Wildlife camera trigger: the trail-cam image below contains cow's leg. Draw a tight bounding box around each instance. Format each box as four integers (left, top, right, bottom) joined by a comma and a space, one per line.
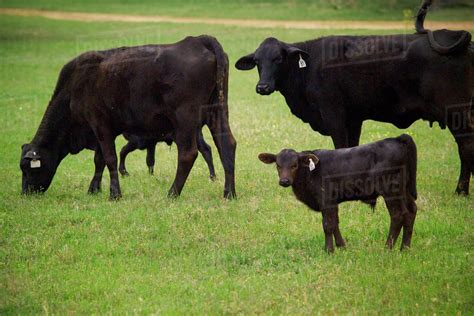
197, 129, 216, 181
347, 120, 362, 147
119, 141, 138, 176
333, 208, 346, 248
88, 149, 105, 194
445, 99, 473, 195
146, 143, 156, 175
452, 136, 473, 195
167, 127, 198, 198
384, 199, 404, 249
208, 110, 237, 199
92, 125, 121, 200
401, 198, 417, 250
322, 209, 337, 253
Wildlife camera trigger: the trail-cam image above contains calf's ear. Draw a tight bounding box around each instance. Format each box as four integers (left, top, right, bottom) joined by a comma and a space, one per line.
258, 153, 276, 164
286, 46, 309, 60
235, 53, 256, 70
299, 153, 319, 167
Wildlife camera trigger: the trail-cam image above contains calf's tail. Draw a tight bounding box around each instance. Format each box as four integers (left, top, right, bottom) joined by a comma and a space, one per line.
398, 134, 418, 204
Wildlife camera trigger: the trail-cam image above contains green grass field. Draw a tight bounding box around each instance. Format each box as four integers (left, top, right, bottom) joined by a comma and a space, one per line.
0, 2, 473, 314
1, 0, 474, 21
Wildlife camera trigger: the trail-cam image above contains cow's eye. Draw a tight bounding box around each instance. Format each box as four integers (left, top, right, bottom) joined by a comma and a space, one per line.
274, 57, 282, 64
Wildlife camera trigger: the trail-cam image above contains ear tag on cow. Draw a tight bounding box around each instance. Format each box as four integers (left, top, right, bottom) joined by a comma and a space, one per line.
308, 158, 315, 171
30, 159, 41, 168
298, 54, 306, 68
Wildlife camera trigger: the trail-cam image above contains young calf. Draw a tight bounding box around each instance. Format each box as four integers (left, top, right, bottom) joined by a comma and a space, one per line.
259, 134, 418, 253
119, 129, 216, 180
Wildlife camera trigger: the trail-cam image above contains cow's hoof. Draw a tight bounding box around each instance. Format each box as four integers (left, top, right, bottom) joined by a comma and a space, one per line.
167, 190, 179, 199
148, 167, 154, 175
224, 190, 236, 199
210, 174, 216, 182
88, 186, 101, 194
455, 187, 469, 196
109, 193, 122, 201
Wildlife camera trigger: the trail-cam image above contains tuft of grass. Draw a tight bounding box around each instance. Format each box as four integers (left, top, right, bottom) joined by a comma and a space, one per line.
0, 14, 473, 314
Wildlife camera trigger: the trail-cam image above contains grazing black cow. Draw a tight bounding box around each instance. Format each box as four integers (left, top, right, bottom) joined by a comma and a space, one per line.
119, 128, 216, 181
20, 35, 236, 200
259, 134, 418, 253
236, 1, 473, 195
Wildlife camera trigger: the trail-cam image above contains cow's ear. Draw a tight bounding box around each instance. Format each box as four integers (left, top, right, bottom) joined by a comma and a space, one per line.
235, 53, 256, 70
258, 153, 276, 164
286, 46, 309, 60
299, 153, 319, 168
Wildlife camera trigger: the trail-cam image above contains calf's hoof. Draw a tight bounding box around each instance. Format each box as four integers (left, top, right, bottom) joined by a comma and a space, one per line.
109, 188, 122, 201
210, 174, 216, 182
87, 182, 101, 194
119, 169, 129, 177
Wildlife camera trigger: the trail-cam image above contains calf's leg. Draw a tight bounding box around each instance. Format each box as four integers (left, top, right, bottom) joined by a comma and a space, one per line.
322, 209, 338, 253
401, 195, 418, 250
119, 141, 138, 176
333, 209, 346, 248
197, 129, 216, 181
88, 149, 105, 194
384, 199, 404, 249
146, 143, 156, 175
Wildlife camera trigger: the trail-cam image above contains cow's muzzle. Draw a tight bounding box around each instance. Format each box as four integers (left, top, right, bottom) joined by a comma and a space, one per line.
279, 178, 292, 187
256, 83, 272, 95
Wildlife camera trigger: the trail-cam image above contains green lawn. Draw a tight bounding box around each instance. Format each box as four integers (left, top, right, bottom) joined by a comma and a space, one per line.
1, 0, 473, 21
0, 12, 473, 315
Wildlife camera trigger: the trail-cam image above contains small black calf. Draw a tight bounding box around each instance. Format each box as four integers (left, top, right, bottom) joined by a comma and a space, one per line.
119, 129, 216, 180
259, 134, 418, 253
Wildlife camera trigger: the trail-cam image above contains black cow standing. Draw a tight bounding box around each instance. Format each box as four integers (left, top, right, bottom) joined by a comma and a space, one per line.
119, 129, 216, 181
236, 2, 473, 195
20, 35, 236, 199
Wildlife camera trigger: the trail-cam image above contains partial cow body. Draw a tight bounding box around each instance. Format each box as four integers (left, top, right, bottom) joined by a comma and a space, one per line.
20, 35, 236, 199
236, 5, 473, 195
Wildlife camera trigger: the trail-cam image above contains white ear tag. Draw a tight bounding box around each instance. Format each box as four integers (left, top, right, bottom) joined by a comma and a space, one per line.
308, 158, 315, 171
30, 159, 41, 168
298, 54, 306, 68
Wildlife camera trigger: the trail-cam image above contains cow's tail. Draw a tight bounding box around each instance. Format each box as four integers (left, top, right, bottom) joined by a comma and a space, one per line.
398, 134, 418, 213
415, 0, 432, 34
199, 35, 229, 111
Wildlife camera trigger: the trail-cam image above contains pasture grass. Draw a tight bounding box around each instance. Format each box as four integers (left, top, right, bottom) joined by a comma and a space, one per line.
0, 0, 473, 21
0, 14, 473, 314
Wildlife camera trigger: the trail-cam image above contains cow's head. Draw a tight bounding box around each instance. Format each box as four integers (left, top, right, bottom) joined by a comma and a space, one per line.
259, 149, 319, 187
235, 37, 309, 95
20, 143, 58, 194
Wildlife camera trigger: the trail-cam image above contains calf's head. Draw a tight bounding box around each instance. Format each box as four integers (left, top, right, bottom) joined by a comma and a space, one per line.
258, 149, 319, 187
20, 144, 58, 194
235, 37, 309, 95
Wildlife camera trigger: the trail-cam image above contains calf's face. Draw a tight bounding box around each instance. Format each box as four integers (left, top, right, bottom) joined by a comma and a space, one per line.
235, 37, 308, 95
259, 149, 319, 187
20, 144, 57, 194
